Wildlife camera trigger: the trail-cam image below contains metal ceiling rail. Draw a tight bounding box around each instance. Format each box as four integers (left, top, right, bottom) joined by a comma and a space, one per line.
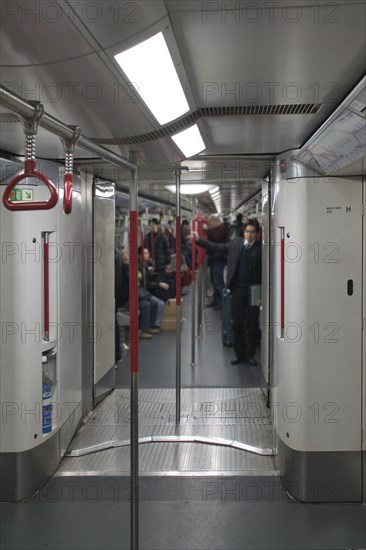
0, 85, 137, 172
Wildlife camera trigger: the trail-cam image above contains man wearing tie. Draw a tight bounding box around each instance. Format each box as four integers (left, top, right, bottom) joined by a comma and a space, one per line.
191, 220, 261, 365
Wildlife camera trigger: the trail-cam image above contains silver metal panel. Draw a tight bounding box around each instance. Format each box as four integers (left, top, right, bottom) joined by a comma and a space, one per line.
0, 430, 59, 502
58, 387, 276, 475
59, 401, 82, 460
57, 172, 83, 435
80, 172, 94, 415
277, 435, 362, 502
261, 181, 270, 388
59, 443, 275, 475
94, 366, 115, 406
93, 182, 115, 396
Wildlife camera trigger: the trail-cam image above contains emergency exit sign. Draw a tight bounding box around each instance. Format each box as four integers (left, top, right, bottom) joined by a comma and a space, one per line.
10, 188, 34, 202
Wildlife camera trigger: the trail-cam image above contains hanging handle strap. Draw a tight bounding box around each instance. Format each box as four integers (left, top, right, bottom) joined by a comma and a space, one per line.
2, 102, 59, 212
60, 126, 81, 214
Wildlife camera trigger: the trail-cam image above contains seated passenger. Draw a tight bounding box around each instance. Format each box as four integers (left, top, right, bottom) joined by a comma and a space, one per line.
137, 249, 165, 339
138, 247, 171, 302
120, 247, 164, 340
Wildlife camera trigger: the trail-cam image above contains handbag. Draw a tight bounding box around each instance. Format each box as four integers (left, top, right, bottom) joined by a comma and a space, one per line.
169, 253, 187, 273
138, 286, 151, 301
249, 284, 261, 306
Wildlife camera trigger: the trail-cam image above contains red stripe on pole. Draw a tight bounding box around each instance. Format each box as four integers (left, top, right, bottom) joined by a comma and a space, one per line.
191, 219, 196, 281
140, 231, 144, 268
280, 237, 285, 331
129, 211, 139, 372
175, 215, 181, 306
150, 232, 154, 262
44, 242, 49, 335
197, 218, 204, 269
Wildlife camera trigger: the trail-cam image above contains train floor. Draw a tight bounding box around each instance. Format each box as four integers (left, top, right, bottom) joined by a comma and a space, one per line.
1, 292, 365, 549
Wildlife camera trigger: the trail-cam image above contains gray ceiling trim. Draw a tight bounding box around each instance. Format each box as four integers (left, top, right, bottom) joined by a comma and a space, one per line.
81, 103, 322, 145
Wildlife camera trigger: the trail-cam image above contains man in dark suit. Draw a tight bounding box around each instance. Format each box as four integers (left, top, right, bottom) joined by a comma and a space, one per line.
192, 220, 261, 366
144, 218, 171, 274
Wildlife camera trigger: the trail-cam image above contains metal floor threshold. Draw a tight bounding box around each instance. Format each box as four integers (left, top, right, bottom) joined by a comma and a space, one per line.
58, 388, 277, 477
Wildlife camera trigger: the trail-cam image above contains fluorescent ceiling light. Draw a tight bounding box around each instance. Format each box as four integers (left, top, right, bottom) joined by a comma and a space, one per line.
114, 32, 189, 125
171, 125, 206, 158
166, 184, 213, 195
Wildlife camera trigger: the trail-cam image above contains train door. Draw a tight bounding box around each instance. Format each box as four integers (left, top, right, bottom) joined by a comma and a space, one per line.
93, 181, 116, 403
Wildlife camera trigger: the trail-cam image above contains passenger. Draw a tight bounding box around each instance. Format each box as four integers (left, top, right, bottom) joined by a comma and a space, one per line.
164, 220, 176, 253
204, 214, 230, 310
138, 246, 171, 302
137, 289, 162, 339
230, 213, 247, 238
191, 220, 261, 366
181, 219, 192, 269
222, 216, 230, 229
144, 218, 171, 275
120, 247, 130, 306
120, 247, 163, 340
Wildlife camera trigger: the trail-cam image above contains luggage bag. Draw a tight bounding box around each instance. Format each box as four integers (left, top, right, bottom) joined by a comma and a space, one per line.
222, 289, 234, 346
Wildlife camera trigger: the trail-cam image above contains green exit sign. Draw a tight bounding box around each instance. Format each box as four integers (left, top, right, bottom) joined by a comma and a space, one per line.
10, 188, 34, 202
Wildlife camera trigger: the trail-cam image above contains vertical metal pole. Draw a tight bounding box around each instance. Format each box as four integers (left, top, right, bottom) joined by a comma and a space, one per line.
267, 165, 273, 409
173, 167, 188, 422
191, 199, 196, 366
129, 151, 139, 550
175, 170, 182, 422
197, 218, 203, 337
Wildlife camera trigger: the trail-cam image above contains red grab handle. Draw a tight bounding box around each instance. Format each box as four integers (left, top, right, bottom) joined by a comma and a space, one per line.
2, 160, 58, 211
63, 174, 73, 214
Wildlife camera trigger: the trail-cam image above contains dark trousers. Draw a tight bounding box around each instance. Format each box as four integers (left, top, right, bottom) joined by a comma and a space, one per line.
231, 287, 259, 358
210, 262, 225, 305
138, 298, 158, 331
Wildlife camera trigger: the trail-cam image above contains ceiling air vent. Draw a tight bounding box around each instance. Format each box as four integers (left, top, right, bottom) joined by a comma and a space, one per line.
0, 113, 21, 123
90, 103, 322, 145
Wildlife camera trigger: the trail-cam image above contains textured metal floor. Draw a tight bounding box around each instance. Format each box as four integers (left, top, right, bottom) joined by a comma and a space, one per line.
58, 388, 276, 476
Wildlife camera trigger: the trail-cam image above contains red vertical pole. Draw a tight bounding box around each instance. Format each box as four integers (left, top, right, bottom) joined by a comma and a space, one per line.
43, 234, 50, 341
175, 216, 181, 306
129, 211, 139, 372
140, 230, 144, 268
280, 228, 285, 338
129, 153, 139, 550
197, 218, 204, 269
191, 219, 196, 281
150, 231, 154, 263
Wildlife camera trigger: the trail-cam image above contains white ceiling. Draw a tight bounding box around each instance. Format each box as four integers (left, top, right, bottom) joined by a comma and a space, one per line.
0, 0, 365, 213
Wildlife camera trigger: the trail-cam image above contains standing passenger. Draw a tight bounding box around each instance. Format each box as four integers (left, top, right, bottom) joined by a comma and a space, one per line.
191, 220, 261, 366
144, 218, 171, 275
164, 220, 176, 253
204, 214, 230, 310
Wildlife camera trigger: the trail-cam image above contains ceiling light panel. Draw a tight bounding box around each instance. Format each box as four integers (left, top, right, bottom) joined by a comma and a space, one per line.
166, 184, 213, 195
172, 124, 206, 158
115, 32, 190, 125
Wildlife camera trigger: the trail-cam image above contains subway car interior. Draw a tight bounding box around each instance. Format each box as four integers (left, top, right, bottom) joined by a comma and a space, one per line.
0, 1, 366, 549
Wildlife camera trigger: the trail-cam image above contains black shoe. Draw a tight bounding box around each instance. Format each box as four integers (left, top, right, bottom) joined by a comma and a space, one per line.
246, 355, 258, 366
231, 357, 244, 365
206, 302, 216, 308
